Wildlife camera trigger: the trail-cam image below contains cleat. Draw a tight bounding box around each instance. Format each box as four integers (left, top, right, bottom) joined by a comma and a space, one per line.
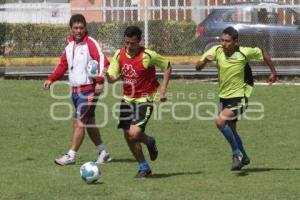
135, 170, 152, 178
147, 137, 158, 161
242, 157, 250, 166
55, 154, 75, 166
95, 152, 112, 164
231, 153, 243, 171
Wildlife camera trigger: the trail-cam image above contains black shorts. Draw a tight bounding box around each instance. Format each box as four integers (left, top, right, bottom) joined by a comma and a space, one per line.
117, 100, 154, 131
219, 97, 248, 122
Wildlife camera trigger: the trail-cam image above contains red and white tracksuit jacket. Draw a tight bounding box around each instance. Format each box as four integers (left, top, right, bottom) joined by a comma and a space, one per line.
48, 34, 109, 87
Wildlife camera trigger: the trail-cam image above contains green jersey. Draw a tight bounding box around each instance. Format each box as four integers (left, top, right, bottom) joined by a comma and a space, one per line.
201, 45, 263, 98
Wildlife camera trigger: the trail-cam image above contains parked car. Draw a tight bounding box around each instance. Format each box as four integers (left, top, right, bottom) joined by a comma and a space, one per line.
194, 1, 300, 58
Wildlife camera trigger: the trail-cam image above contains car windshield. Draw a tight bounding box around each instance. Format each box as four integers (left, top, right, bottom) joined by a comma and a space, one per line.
214, 8, 253, 24
212, 6, 300, 25
293, 8, 300, 15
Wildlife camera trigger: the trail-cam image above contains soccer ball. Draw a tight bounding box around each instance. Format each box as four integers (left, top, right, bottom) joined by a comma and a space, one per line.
86, 59, 98, 78
80, 162, 101, 184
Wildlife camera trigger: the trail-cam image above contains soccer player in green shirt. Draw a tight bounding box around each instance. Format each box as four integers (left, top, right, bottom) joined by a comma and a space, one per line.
106, 26, 172, 177
195, 26, 276, 170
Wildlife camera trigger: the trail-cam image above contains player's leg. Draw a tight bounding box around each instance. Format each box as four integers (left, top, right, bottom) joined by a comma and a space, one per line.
83, 92, 111, 164
228, 97, 250, 166
123, 127, 152, 177
54, 90, 99, 165
86, 117, 102, 145
70, 118, 86, 151
54, 118, 85, 165
123, 128, 146, 162
216, 108, 243, 170
228, 121, 250, 165
54, 92, 84, 165
86, 117, 112, 164
134, 102, 158, 161
68, 91, 93, 161
216, 108, 241, 156
128, 125, 157, 161
118, 100, 155, 177
118, 100, 150, 177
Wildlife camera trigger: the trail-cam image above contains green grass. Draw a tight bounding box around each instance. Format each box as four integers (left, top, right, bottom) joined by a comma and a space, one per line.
0, 79, 300, 200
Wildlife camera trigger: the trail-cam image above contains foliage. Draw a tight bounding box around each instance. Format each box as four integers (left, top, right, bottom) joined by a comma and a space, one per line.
0, 20, 196, 57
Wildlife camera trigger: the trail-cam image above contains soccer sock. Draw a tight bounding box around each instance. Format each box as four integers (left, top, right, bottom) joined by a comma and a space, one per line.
139, 161, 151, 172
147, 136, 154, 146
234, 133, 248, 159
67, 149, 77, 159
96, 144, 107, 154
219, 124, 241, 156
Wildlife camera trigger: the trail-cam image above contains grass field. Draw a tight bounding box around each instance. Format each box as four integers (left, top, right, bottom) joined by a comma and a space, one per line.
0, 79, 300, 200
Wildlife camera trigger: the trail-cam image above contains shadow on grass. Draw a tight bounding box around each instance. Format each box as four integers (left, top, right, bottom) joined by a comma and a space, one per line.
151, 171, 202, 179
88, 181, 105, 185
110, 158, 136, 163
20, 157, 35, 162
235, 167, 300, 176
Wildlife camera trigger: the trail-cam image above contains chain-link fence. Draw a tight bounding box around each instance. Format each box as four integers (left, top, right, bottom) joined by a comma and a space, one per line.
1, 0, 300, 61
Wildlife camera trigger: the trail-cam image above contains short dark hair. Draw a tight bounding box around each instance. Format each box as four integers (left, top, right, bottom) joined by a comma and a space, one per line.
69, 14, 87, 27
124, 26, 142, 41
222, 26, 238, 40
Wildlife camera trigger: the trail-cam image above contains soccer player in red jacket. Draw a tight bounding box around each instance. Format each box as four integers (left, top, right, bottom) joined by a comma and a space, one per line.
43, 14, 111, 165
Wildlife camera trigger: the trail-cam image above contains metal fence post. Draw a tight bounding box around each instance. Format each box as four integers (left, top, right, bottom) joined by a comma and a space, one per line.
103, 0, 106, 22
144, 1, 148, 48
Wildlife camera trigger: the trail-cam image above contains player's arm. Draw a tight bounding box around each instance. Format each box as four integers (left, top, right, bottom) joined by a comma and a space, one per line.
88, 39, 111, 94
106, 74, 118, 83
247, 47, 277, 85
147, 50, 172, 102
43, 51, 68, 90
262, 50, 277, 84
195, 46, 218, 71
195, 55, 214, 71
160, 62, 172, 102
106, 50, 121, 83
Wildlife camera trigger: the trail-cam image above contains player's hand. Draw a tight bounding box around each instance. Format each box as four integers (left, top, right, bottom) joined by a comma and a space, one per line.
103, 67, 108, 75
95, 83, 104, 95
195, 60, 203, 71
159, 89, 167, 102
267, 72, 276, 85
196, 55, 214, 71
43, 80, 52, 90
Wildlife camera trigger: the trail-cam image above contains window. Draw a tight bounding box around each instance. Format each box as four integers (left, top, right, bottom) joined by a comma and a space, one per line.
152, 0, 190, 20
220, 9, 253, 23
154, 0, 160, 6
170, 0, 175, 6
178, 0, 184, 6
104, 0, 139, 22
46, 0, 69, 2
256, 8, 300, 25
104, 0, 191, 21
2, 0, 19, 3
21, 0, 44, 2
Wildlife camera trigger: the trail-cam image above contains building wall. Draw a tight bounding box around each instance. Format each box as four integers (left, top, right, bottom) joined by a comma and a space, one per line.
70, 0, 300, 24
71, 0, 103, 22
0, 2, 70, 24
72, 0, 193, 22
